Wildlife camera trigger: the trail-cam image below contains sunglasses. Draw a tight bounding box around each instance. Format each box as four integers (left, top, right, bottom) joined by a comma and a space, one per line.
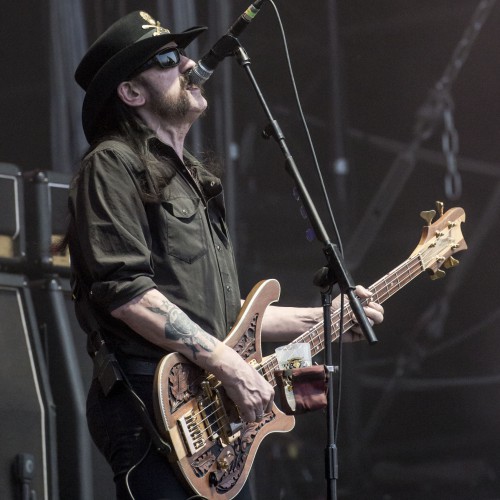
132, 47, 186, 76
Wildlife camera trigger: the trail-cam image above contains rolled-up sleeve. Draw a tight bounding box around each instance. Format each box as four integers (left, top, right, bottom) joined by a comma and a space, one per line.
71, 146, 156, 310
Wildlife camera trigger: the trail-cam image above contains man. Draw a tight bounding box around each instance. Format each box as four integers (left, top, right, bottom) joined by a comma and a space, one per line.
69, 10, 384, 500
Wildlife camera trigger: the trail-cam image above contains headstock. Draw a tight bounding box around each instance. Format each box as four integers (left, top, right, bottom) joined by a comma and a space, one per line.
409, 202, 467, 279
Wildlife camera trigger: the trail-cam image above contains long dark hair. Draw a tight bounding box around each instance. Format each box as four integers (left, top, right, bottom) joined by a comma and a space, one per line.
55, 95, 173, 254
57, 90, 223, 253
84, 93, 177, 202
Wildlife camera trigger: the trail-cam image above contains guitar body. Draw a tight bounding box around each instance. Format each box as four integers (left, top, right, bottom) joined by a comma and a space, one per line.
154, 279, 295, 500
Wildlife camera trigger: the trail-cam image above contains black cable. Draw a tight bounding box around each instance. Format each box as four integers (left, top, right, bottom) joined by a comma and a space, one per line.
268, 0, 344, 255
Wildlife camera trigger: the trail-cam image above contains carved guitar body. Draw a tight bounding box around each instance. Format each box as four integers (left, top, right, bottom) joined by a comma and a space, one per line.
154, 279, 294, 499
154, 205, 467, 499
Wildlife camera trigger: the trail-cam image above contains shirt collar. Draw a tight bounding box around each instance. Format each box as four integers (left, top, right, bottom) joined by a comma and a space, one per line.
147, 136, 223, 199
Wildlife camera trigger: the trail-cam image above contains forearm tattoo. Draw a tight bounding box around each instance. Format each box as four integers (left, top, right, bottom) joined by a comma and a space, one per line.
147, 301, 216, 359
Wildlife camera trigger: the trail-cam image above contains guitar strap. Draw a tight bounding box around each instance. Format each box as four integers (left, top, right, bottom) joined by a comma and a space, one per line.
73, 275, 172, 458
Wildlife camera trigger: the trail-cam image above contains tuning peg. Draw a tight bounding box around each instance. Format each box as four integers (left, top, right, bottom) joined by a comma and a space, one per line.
444, 256, 459, 269
420, 210, 436, 225
430, 269, 446, 280
436, 201, 444, 217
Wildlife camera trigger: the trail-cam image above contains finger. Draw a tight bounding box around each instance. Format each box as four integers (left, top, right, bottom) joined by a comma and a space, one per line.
241, 404, 269, 423
264, 398, 274, 415
364, 303, 384, 325
355, 285, 373, 299
367, 301, 384, 313
239, 408, 252, 422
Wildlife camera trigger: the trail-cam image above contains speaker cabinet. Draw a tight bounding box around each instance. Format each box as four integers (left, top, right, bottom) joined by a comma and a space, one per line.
0, 163, 26, 271
30, 276, 115, 500
0, 273, 58, 500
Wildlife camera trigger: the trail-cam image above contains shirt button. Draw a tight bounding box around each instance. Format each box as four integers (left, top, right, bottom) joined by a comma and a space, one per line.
216, 244, 221, 251
226, 285, 232, 292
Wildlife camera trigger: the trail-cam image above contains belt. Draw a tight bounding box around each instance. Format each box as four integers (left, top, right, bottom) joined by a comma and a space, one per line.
117, 357, 159, 376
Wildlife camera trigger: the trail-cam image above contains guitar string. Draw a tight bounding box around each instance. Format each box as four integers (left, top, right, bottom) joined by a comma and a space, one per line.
178, 248, 421, 396
264, 231, 458, 385
198, 407, 227, 440
173, 236, 454, 441
259, 243, 446, 386
188, 400, 263, 443
183, 402, 228, 443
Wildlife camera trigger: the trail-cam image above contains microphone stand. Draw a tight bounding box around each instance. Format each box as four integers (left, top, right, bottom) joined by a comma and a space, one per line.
228, 41, 379, 500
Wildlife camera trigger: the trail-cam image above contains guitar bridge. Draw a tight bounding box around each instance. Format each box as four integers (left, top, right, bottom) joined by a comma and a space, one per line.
178, 412, 206, 455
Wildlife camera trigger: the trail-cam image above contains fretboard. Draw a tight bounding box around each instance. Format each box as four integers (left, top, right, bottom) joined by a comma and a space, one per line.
259, 253, 424, 388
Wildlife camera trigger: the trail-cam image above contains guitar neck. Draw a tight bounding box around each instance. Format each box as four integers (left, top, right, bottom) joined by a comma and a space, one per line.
260, 253, 425, 388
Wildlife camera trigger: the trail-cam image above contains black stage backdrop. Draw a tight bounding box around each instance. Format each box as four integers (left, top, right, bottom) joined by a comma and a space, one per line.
0, 1, 499, 498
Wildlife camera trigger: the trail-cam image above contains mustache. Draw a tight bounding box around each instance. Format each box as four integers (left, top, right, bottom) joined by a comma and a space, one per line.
182, 73, 206, 95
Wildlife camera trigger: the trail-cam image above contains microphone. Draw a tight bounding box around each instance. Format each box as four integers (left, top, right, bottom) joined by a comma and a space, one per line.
187, 0, 267, 86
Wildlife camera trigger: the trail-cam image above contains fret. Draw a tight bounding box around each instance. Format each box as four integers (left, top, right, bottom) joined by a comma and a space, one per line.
257, 207, 466, 390
261, 255, 428, 388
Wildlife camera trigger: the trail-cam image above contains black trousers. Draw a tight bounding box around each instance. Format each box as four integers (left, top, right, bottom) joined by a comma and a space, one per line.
86, 375, 254, 500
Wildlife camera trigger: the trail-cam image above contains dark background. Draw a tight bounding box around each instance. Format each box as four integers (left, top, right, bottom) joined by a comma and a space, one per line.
1, 1, 499, 499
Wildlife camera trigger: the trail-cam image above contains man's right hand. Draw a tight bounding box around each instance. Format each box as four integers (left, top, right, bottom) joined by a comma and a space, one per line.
210, 344, 274, 423
112, 289, 274, 422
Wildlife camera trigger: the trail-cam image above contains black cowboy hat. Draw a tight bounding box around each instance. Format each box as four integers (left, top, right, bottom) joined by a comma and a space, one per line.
75, 11, 207, 143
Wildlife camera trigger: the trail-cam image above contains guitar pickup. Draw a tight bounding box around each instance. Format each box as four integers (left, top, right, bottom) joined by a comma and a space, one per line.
178, 381, 229, 456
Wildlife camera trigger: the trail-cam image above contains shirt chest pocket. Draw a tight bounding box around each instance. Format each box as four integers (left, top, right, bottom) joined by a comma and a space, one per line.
163, 197, 208, 263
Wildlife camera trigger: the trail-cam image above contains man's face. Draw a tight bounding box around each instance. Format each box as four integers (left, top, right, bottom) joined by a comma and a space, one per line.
134, 43, 207, 125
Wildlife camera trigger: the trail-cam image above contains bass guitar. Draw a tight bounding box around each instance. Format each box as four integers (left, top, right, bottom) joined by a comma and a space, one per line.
154, 204, 467, 499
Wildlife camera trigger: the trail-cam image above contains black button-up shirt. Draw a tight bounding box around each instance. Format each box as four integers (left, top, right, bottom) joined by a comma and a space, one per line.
68, 137, 241, 360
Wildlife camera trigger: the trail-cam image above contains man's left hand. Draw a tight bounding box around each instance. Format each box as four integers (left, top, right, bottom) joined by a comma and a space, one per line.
332, 285, 384, 342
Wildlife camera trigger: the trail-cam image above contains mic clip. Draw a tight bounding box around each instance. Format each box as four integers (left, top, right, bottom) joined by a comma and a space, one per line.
262, 124, 273, 140
262, 120, 285, 141
209, 34, 241, 64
